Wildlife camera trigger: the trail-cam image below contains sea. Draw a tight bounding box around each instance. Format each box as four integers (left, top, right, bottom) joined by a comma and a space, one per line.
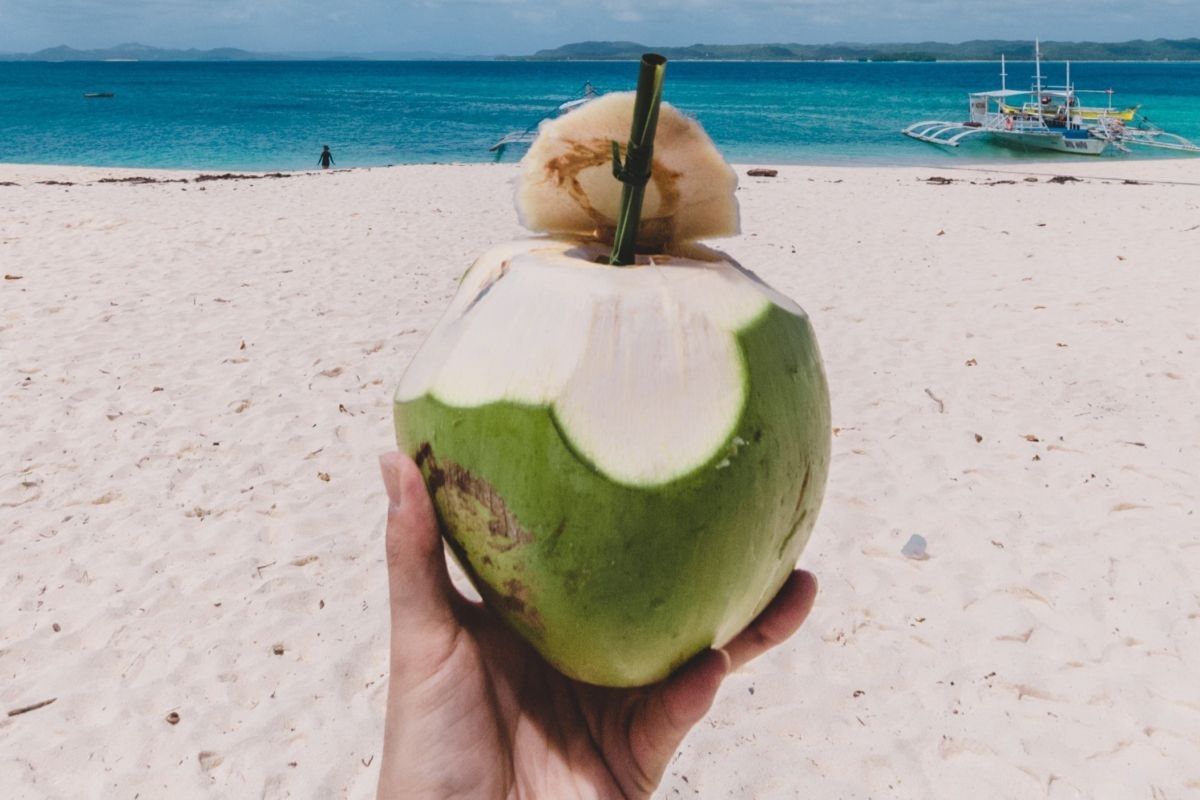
2, 60, 1199, 170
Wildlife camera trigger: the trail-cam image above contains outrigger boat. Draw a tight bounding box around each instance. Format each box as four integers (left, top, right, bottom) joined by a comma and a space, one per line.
999, 92, 1138, 123
490, 82, 601, 158
903, 43, 1200, 156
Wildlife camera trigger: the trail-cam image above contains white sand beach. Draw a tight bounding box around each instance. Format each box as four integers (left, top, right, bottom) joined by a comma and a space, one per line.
2, 159, 1199, 798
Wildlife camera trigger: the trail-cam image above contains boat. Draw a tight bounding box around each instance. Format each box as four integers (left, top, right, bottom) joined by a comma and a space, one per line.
902, 44, 1199, 156
490, 82, 601, 158
998, 95, 1139, 123
83, 92, 115, 99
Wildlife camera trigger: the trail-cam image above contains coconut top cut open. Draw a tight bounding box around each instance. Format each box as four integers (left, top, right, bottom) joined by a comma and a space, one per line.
396, 239, 806, 486
397, 92, 801, 487
516, 92, 740, 249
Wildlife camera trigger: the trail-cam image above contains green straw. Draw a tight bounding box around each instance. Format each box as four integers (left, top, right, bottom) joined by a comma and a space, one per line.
608, 53, 667, 266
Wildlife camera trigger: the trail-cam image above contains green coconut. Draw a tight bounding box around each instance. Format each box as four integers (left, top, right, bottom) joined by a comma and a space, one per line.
393, 95, 830, 688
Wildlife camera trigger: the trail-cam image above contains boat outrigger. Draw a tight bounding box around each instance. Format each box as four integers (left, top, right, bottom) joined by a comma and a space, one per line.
903, 44, 1200, 156
490, 82, 601, 158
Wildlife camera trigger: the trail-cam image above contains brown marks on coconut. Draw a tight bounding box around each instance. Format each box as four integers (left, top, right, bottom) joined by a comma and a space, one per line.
544, 141, 608, 195
561, 567, 587, 595
499, 579, 543, 627
467, 576, 544, 635
415, 443, 533, 553
542, 139, 682, 250
792, 463, 812, 521
779, 463, 813, 557
414, 444, 545, 634
543, 519, 568, 557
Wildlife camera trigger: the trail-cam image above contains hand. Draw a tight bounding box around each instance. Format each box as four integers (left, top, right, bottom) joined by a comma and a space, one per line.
376, 451, 818, 800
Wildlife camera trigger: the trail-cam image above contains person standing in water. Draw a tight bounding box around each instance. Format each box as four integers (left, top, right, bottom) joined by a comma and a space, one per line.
317, 145, 334, 169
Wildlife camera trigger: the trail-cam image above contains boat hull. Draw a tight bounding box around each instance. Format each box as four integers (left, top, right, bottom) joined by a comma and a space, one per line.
988, 130, 1107, 156
1078, 107, 1137, 122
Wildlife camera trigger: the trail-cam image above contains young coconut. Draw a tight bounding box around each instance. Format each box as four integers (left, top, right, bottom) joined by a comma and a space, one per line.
394, 61, 830, 688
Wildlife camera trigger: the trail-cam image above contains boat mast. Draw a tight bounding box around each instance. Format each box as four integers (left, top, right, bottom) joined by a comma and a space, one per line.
997, 53, 1007, 121
1066, 60, 1071, 121
1035, 39, 1044, 124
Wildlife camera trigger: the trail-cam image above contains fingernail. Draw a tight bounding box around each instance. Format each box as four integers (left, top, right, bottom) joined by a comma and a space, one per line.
379, 453, 403, 507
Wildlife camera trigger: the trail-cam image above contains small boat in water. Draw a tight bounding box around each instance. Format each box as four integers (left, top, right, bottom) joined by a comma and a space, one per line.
83, 92, 115, 99
490, 82, 601, 158
903, 43, 1199, 156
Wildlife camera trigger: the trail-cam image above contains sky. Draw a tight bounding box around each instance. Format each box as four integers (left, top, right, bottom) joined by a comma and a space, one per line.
1, 0, 1198, 56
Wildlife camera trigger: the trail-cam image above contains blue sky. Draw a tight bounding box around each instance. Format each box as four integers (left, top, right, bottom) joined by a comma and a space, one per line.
1, 0, 1197, 56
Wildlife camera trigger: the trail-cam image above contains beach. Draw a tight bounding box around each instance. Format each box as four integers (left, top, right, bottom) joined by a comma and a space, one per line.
2, 160, 1198, 798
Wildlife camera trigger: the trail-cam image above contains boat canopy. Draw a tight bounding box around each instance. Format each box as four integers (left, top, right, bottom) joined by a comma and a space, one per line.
556, 97, 591, 113
969, 89, 1027, 99
492, 82, 600, 155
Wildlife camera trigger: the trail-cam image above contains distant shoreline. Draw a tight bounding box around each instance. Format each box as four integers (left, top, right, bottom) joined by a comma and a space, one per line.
6, 58, 1200, 64
4, 37, 1200, 62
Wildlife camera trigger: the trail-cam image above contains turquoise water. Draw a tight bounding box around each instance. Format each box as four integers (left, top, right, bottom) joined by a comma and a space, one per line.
1, 60, 1198, 170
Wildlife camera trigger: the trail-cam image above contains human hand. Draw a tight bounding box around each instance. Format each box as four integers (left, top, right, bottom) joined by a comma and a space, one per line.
376, 451, 818, 799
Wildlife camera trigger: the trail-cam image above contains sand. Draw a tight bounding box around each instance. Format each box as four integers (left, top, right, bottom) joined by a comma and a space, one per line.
2, 159, 1198, 798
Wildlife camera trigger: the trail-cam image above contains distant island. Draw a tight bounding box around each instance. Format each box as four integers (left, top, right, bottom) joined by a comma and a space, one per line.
0, 43, 478, 62
4, 39, 1200, 63
502, 38, 1200, 62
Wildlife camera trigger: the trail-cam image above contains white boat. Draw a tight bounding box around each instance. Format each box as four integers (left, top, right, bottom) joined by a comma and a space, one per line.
490, 82, 601, 157
903, 44, 1199, 156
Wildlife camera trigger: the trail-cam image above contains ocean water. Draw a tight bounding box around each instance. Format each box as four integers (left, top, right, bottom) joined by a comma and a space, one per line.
1, 60, 1198, 170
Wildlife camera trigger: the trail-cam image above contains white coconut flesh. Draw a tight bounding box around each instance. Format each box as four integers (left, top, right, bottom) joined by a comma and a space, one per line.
396, 238, 807, 487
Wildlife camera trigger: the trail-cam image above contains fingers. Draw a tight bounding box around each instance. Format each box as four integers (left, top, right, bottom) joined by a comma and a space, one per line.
722, 570, 818, 671
624, 571, 816, 792
655, 648, 731, 732
627, 649, 731, 791
380, 451, 458, 639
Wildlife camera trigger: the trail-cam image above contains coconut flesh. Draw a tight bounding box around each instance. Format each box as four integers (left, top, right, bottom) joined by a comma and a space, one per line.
394, 93, 831, 687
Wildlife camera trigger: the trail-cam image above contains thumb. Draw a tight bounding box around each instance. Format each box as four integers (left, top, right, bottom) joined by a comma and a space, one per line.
379, 451, 458, 648
626, 648, 731, 793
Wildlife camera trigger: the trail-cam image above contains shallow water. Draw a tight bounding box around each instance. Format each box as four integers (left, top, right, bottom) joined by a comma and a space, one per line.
2, 60, 1198, 170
